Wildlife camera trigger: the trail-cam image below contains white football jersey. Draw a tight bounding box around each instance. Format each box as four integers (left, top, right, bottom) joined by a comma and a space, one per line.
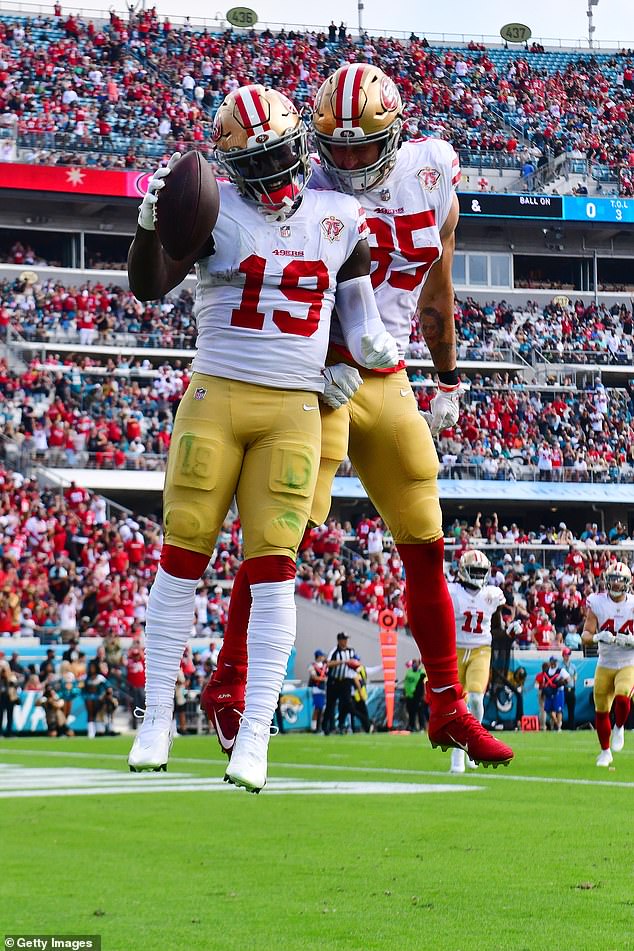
587, 592, 634, 669
449, 582, 505, 648
310, 137, 460, 357
193, 181, 368, 391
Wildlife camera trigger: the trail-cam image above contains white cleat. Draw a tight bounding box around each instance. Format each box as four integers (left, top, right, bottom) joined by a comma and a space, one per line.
450, 748, 466, 774
128, 706, 175, 772
611, 725, 625, 753
466, 756, 479, 770
224, 719, 270, 793
596, 748, 613, 768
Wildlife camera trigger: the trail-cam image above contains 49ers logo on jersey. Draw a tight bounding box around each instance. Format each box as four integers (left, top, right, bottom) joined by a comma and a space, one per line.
321, 215, 344, 242
417, 166, 441, 191
380, 76, 399, 111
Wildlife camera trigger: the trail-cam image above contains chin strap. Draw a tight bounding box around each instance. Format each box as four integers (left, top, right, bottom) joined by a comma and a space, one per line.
260, 195, 296, 223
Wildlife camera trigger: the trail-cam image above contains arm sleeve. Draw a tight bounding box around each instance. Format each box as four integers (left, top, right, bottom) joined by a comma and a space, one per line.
335, 274, 395, 366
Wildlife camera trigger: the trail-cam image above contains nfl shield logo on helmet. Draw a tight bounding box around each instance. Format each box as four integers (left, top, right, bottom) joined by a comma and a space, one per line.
194, 387, 207, 401
417, 166, 441, 191
321, 215, 344, 242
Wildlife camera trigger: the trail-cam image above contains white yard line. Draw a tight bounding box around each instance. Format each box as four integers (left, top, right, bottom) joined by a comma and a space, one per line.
0, 745, 632, 789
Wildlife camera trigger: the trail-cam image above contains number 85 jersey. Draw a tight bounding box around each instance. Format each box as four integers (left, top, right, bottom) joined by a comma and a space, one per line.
310, 137, 460, 358
448, 582, 506, 648
193, 181, 368, 392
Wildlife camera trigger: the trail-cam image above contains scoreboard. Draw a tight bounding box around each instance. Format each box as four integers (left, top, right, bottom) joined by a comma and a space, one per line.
458, 193, 634, 224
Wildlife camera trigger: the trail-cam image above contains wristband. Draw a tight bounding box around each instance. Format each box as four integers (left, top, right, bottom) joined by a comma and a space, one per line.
591, 632, 599, 643
438, 369, 459, 387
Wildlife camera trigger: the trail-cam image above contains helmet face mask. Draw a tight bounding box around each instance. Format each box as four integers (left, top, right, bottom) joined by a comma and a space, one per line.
312, 64, 403, 194
458, 551, 491, 590
213, 85, 311, 217
605, 561, 631, 599
315, 121, 402, 193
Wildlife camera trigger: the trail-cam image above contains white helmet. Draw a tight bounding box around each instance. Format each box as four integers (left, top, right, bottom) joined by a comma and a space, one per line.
458, 550, 491, 590
605, 561, 631, 599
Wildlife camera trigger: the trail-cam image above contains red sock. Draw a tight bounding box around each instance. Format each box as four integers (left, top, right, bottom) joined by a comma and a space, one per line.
614, 695, 631, 728
215, 556, 296, 677
215, 561, 250, 673
243, 554, 297, 585
398, 540, 459, 690
595, 711, 611, 750
160, 543, 209, 579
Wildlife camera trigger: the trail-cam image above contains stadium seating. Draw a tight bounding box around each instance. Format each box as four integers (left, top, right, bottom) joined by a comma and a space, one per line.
1, 11, 633, 191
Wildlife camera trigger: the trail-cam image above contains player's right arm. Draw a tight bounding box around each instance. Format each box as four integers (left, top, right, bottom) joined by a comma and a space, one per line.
581, 608, 598, 646
334, 237, 399, 370
127, 153, 212, 301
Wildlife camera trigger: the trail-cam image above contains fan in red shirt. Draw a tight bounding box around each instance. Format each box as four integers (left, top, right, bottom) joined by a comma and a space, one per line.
126, 645, 146, 722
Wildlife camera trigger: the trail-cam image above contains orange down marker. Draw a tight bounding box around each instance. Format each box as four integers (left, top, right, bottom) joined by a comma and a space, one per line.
378, 608, 398, 729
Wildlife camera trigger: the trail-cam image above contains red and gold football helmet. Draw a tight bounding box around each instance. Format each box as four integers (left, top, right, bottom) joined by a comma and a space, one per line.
312, 64, 403, 193
605, 561, 631, 599
212, 84, 311, 217
458, 550, 491, 590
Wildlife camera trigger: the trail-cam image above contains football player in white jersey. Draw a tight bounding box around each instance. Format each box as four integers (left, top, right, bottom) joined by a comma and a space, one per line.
126, 84, 399, 791
582, 561, 634, 767
447, 551, 506, 773
208, 65, 513, 769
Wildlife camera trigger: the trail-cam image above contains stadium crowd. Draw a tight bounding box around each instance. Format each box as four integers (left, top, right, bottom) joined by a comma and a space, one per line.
5, 272, 634, 366
0, 459, 631, 654
2, 355, 634, 481
0, 8, 633, 189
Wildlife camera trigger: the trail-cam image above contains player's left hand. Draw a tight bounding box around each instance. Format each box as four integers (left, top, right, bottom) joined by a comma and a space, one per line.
615, 632, 634, 648
360, 331, 399, 370
321, 363, 363, 408
423, 382, 461, 436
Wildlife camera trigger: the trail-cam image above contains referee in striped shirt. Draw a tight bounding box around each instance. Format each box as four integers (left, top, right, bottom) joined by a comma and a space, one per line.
322, 632, 359, 735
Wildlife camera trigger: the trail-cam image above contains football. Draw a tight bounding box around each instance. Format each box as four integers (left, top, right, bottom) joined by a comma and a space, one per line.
155, 150, 219, 260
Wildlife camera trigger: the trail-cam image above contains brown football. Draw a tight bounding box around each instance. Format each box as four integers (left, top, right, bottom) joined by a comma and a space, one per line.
155, 151, 219, 260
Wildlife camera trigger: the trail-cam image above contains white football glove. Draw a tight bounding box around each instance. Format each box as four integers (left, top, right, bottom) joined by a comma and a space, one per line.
594, 630, 617, 645
423, 382, 461, 436
359, 331, 399, 370
137, 152, 181, 231
321, 363, 363, 409
615, 632, 634, 649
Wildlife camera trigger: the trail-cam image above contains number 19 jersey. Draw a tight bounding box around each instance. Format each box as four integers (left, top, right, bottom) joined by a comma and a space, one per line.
310, 137, 460, 358
193, 181, 368, 392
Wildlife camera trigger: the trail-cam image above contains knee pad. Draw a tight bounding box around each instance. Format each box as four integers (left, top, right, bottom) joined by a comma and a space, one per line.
396, 482, 443, 543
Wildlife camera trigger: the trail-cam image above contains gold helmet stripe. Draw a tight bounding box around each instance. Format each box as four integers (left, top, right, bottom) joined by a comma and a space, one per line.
337, 63, 366, 128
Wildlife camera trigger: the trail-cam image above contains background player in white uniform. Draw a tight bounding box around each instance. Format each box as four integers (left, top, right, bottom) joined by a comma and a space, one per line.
126, 84, 398, 792
582, 562, 634, 767
209, 65, 513, 769
448, 551, 505, 773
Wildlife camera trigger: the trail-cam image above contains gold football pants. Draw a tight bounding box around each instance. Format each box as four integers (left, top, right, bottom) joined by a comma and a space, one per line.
593, 664, 634, 713
163, 373, 321, 560
457, 645, 492, 695
310, 367, 442, 543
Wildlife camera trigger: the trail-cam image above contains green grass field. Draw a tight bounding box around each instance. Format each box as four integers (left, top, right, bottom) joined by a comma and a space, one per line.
1, 731, 633, 951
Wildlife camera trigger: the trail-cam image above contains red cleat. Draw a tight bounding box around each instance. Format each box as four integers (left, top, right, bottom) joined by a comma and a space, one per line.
200, 666, 246, 757
427, 685, 514, 768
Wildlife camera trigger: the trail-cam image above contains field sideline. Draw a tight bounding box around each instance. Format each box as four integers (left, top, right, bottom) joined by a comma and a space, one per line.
1, 732, 633, 951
